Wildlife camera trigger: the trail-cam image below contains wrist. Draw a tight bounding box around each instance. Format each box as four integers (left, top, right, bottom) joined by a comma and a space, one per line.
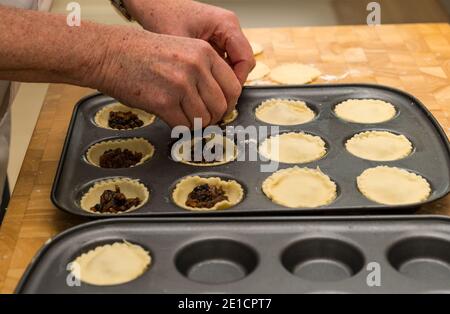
73, 23, 118, 89
121, 0, 146, 25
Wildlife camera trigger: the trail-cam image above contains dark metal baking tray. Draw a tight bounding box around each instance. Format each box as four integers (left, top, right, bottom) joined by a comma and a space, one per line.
16, 216, 450, 293
51, 84, 450, 217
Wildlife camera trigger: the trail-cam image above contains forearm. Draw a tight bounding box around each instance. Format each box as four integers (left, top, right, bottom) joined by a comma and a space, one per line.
123, 0, 197, 36
0, 5, 112, 87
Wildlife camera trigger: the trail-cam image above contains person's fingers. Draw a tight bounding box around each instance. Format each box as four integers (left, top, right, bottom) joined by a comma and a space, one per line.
159, 107, 191, 128
224, 28, 256, 84
196, 70, 228, 125
181, 86, 212, 128
209, 40, 227, 60
210, 55, 242, 115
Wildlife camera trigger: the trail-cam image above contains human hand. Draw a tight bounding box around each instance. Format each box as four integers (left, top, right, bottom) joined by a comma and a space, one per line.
124, 0, 255, 84
90, 27, 241, 128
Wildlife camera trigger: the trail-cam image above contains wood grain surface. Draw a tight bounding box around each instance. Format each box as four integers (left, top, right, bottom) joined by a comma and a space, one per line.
1, 23, 450, 293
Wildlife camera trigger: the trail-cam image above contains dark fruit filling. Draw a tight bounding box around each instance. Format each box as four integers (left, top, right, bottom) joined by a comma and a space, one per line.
108, 111, 144, 130
91, 185, 141, 214
185, 183, 228, 208
99, 148, 143, 168
189, 138, 226, 164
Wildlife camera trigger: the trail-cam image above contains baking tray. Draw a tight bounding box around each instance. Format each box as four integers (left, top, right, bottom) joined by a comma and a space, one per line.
16, 216, 450, 293
51, 84, 450, 217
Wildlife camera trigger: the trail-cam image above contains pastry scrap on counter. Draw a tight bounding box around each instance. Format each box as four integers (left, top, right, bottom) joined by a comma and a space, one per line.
247, 61, 271, 82
269, 63, 321, 85
250, 41, 264, 56
172, 176, 243, 211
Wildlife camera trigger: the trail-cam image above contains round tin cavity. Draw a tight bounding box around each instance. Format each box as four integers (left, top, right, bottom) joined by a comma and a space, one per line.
281, 238, 364, 282
77, 177, 149, 215
175, 239, 258, 284
388, 237, 450, 282
85, 137, 154, 168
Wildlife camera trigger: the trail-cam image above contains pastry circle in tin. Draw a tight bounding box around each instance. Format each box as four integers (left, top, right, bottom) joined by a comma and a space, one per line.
172, 133, 237, 166
346, 131, 413, 161
86, 137, 154, 168
69, 241, 151, 286
335, 99, 396, 124
255, 99, 315, 125
262, 167, 337, 208
220, 109, 239, 126
172, 176, 244, 211
259, 132, 326, 164
357, 166, 431, 205
95, 102, 156, 130
80, 178, 149, 214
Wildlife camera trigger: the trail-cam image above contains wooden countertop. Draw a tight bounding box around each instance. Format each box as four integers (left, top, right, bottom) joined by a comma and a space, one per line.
1, 23, 450, 293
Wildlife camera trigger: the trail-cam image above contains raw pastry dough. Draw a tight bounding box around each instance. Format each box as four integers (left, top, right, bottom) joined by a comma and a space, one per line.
172, 133, 237, 166
250, 42, 264, 56
357, 166, 431, 205
335, 99, 396, 124
259, 132, 326, 164
247, 61, 270, 81
221, 109, 238, 126
255, 99, 315, 125
80, 178, 149, 214
262, 167, 336, 208
86, 138, 154, 167
70, 241, 151, 286
269, 63, 321, 85
346, 131, 412, 161
172, 176, 244, 211
95, 102, 155, 130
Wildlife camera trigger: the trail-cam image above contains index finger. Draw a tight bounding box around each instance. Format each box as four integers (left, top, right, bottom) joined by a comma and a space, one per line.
224, 28, 256, 85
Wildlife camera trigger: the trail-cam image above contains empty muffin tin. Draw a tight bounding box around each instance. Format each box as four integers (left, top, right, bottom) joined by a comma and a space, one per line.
16, 216, 450, 293
51, 84, 450, 217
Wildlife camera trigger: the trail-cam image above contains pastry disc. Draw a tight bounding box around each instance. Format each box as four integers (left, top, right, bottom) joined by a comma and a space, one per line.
221, 109, 238, 126
346, 131, 412, 161
255, 99, 315, 125
269, 63, 321, 85
357, 166, 431, 205
250, 42, 264, 56
247, 61, 271, 82
335, 99, 396, 124
262, 167, 337, 208
259, 132, 326, 164
70, 241, 151, 286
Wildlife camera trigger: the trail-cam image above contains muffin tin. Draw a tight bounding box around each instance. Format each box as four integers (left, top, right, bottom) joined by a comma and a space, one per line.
51, 84, 450, 217
16, 216, 450, 293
